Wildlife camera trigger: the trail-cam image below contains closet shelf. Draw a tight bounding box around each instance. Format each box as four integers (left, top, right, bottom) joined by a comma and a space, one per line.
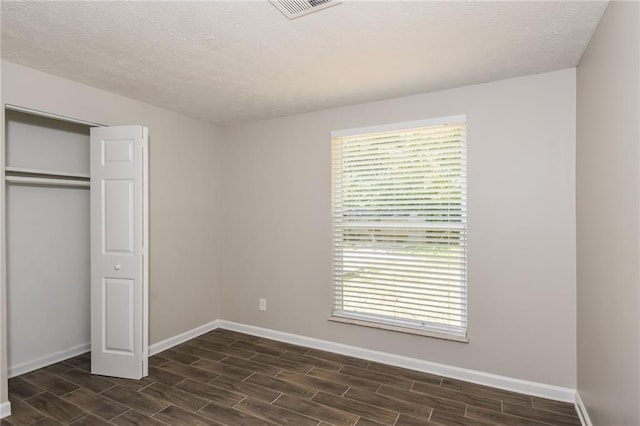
5, 175, 90, 188
5, 166, 90, 180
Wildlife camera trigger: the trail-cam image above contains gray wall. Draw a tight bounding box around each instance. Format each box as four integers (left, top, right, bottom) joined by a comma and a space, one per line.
0, 60, 222, 403
220, 69, 577, 387
576, 1, 640, 424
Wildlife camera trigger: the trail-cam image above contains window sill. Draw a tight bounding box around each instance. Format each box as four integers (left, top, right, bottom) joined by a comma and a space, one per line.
328, 315, 469, 343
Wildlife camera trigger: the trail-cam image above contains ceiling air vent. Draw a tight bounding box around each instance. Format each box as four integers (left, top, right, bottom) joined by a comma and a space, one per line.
269, 0, 342, 20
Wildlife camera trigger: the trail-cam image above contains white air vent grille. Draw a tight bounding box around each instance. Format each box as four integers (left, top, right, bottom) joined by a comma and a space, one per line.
270, 0, 342, 20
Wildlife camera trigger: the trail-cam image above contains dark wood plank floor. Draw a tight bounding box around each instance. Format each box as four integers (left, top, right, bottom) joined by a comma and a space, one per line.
3, 329, 581, 425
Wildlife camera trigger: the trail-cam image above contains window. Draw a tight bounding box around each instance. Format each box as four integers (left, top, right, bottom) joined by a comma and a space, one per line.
330, 115, 467, 341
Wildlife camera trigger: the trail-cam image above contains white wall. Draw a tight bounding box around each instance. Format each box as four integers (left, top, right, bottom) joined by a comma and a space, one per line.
576, 1, 640, 424
0, 60, 222, 404
220, 69, 577, 387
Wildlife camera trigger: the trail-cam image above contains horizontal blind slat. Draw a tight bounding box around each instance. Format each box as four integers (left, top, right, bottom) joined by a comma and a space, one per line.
333, 259, 465, 274
335, 302, 465, 324
333, 284, 466, 300
334, 267, 465, 282
333, 221, 466, 229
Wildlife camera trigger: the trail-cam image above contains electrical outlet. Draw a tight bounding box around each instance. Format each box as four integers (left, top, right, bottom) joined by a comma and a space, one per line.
259, 298, 267, 312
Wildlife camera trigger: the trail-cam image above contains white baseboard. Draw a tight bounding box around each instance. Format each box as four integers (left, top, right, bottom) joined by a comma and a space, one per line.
96, 318, 576, 405
218, 320, 576, 403
6, 320, 221, 378
8, 343, 90, 378
0, 401, 11, 419
149, 319, 220, 356
575, 391, 592, 426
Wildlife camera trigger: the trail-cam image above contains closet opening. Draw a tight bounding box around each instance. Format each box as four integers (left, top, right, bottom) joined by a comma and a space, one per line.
4, 107, 94, 378
4, 105, 149, 381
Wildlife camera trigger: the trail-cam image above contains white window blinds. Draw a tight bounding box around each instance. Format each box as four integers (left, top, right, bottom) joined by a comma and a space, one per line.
331, 116, 467, 339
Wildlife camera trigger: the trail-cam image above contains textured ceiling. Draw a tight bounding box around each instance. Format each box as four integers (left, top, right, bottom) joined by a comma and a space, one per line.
1, 1, 607, 126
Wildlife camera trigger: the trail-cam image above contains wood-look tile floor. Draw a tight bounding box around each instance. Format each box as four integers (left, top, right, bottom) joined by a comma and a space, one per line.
3, 329, 581, 426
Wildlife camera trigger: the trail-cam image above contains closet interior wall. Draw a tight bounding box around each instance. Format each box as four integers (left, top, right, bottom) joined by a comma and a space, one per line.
5, 109, 91, 377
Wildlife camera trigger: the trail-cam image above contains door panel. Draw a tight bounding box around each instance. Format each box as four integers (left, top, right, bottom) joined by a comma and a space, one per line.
91, 126, 148, 380
102, 138, 134, 164
103, 179, 134, 254
103, 278, 134, 353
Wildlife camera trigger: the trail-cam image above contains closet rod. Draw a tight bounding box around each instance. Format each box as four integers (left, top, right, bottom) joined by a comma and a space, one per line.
5, 166, 90, 180
5, 176, 90, 188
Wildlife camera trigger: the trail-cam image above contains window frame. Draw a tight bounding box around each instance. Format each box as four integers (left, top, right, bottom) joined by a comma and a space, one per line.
329, 115, 468, 342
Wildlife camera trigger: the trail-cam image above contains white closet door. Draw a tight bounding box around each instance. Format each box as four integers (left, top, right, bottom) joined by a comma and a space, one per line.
90, 126, 148, 379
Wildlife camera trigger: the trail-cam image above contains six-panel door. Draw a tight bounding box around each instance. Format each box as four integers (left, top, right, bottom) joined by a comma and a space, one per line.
90, 126, 148, 380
